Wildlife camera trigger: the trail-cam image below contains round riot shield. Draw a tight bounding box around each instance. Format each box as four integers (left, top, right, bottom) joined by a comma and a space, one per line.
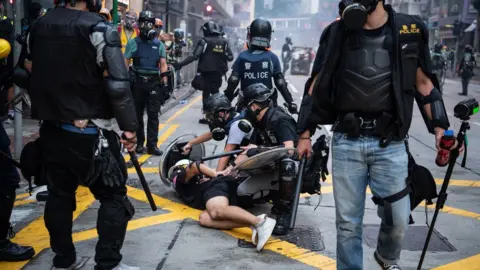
234, 147, 295, 174
158, 134, 205, 187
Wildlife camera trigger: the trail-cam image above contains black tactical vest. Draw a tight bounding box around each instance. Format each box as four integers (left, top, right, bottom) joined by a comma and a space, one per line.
132, 37, 161, 71
198, 36, 228, 73
29, 8, 109, 121
256, 107, 296, 147
335, 27, 396, 115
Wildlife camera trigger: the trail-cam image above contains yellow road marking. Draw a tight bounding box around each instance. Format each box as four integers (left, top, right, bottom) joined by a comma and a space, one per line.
0, 186, 95, 270
433, 253, 480, 270
419, 201, 480, 220
165, 95, 202, 124
15, 193, 30, 200
435, 179, 480, 187
14, 199, 35, 206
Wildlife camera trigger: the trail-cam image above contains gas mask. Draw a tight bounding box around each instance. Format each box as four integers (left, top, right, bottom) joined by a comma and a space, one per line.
340, 0, 380, 30
206, 111, 230, 141
139, 21, 156, 40
125, 16, 136, 30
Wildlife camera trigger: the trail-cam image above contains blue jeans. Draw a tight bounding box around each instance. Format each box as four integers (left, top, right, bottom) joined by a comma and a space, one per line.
332, 133, 410, 269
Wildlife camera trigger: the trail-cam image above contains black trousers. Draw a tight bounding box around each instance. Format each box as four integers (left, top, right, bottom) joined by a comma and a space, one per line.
39, 123, 134, 270
201, 72, 223, 109
461, 76, 471, 95
133, 76, 164, 149
0, 121, 19, 241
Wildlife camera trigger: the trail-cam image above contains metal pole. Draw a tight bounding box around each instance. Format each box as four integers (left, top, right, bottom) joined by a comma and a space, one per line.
113, 0, 118, 25
165, 0, 169, 33
13, 0, 22, 159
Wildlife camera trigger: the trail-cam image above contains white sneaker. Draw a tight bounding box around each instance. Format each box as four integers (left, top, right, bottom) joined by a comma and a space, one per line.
112, 263, 140, 270
256, 217, 276, 252
52, 256, 88, 270
251, 214, 266, 245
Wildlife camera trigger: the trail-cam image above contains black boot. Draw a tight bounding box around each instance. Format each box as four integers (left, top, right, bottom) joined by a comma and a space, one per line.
0, 240, 35, 262
273, 212, 291, 236
147, 146, 163, 156
198, 118, 208, 124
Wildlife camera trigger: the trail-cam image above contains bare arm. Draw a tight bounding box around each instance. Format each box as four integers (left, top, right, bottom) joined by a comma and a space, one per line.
216, 144, 237, 171
160, 58, 168, 84
188, 132, 213, 146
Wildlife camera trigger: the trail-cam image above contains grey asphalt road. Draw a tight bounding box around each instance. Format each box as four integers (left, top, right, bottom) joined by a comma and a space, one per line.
2, 74, 480, 270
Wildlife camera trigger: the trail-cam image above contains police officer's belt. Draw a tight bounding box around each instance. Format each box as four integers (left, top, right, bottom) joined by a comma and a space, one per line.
45, 121, 99, 135
136, 74, 158, 82
334, 112, 400, 140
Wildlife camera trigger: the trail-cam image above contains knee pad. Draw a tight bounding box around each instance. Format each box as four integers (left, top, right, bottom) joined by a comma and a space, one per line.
279, 158, 297, 182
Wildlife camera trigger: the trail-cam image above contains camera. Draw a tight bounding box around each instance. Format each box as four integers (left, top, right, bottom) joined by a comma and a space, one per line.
454, 98, 479, 120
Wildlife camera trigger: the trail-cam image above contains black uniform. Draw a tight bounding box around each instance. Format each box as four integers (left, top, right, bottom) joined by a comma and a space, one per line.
0, 15, 13, 118
28, 6, 137, 269
281, 37, 293, 75
172, 21, 233, 120
242, 83, 298, 236
458, 46, 476, 96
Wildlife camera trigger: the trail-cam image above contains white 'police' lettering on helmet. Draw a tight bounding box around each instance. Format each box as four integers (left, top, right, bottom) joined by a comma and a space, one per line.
244, 72, 269, 79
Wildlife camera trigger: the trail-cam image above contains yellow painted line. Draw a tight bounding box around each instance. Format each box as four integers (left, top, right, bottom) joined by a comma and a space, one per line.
0, 186, 95, 270
127, 166, 159, 174
133, 124, 179, 164
124, 124, 167, 163
435, 179, 480, 187
72, 212, 185, 243
419, 201, 480, 220
16, 193, 30, 200
165, 95, 203, 124
433, 253, 480, 270
14, 199, 35, 206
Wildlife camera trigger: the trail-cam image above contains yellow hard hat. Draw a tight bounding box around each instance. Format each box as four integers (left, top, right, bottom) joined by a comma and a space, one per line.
0, 38, 11, 59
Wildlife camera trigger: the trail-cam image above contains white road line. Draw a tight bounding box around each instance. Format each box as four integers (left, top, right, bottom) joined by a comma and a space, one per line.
288, 82, 298, 93
473, 122, 480, 127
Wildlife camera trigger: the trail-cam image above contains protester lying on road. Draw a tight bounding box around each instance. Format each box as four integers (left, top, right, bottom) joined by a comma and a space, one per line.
168, 159, 276, 251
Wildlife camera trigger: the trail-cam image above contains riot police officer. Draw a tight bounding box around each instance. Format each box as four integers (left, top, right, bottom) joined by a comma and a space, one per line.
182, 93, 253, 171
171, 21, 234, 124
224, 18, 297, 114
125, 10, 168, 155
297, 1, 452, 269
431, 43, 446, 92
458, 44, 476, 96
25, 0, 139, 269
281, 36, 293, 76
238, 83, 298, 236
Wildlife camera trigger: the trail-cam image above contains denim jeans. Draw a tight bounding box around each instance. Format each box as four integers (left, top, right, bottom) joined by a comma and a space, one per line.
332, 133, 410, 269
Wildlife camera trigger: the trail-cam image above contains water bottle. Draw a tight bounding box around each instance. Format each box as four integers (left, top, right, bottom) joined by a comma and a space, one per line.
435, 130, 455, 167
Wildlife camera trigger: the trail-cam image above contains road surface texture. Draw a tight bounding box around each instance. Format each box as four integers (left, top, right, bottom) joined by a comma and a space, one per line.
1, 73, 479, 270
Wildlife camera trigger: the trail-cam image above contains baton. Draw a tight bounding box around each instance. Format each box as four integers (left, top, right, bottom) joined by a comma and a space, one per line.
289, 156, 307, 230
0, 150, 21, 168
122, 135, 157, 211
199, 149, 244, 162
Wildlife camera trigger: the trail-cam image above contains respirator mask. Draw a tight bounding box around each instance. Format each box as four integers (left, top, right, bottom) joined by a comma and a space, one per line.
340, 0, 380, 30
140, 21, 157, 40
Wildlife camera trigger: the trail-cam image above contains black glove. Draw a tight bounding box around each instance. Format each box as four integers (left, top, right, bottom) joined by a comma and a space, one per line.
288, 102, 298, 114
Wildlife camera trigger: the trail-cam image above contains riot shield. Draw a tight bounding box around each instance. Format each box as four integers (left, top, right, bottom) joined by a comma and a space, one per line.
234, 147, 295, 174
167, 65, 176, 93
158, 134, 205, 187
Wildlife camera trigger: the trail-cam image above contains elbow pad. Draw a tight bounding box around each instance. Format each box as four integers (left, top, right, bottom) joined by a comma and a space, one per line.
296, 95, 317, 136
103, 27, 138, 131
225, 72, 240, 100
415, 87, 450, 133
273, 73, 293, 104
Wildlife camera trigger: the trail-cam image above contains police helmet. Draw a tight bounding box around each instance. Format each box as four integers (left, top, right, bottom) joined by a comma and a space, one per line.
242, 83, 273, 105
248, 18, 273, 48
465, 45, 473, 53
203, 93, 232, 116
174, 28, 184, 39
202, 21, 221, 36
139, 10, 155, 23
28, 2, 43, 19
54, 0, 101, 13
434, 43, 443, 52
286, 36, 292, 44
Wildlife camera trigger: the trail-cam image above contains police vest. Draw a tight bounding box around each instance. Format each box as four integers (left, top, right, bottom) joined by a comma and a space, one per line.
198, 36, 228, 73
133, 37, 161, 71
310, 6, 437, 138
431, 53, 444, 70
29, 8, 108, 121
239, 50, 275, 90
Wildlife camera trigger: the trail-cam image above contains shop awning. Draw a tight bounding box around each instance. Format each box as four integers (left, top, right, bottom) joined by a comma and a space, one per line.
465, 20, 476, 32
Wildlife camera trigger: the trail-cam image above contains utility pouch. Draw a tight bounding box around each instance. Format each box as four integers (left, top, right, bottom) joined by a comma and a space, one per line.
20, 138, 46, 191
342, 112, 361, 137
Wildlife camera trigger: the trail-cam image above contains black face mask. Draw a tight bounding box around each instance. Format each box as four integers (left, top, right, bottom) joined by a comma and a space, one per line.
340, 0, 380, 30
